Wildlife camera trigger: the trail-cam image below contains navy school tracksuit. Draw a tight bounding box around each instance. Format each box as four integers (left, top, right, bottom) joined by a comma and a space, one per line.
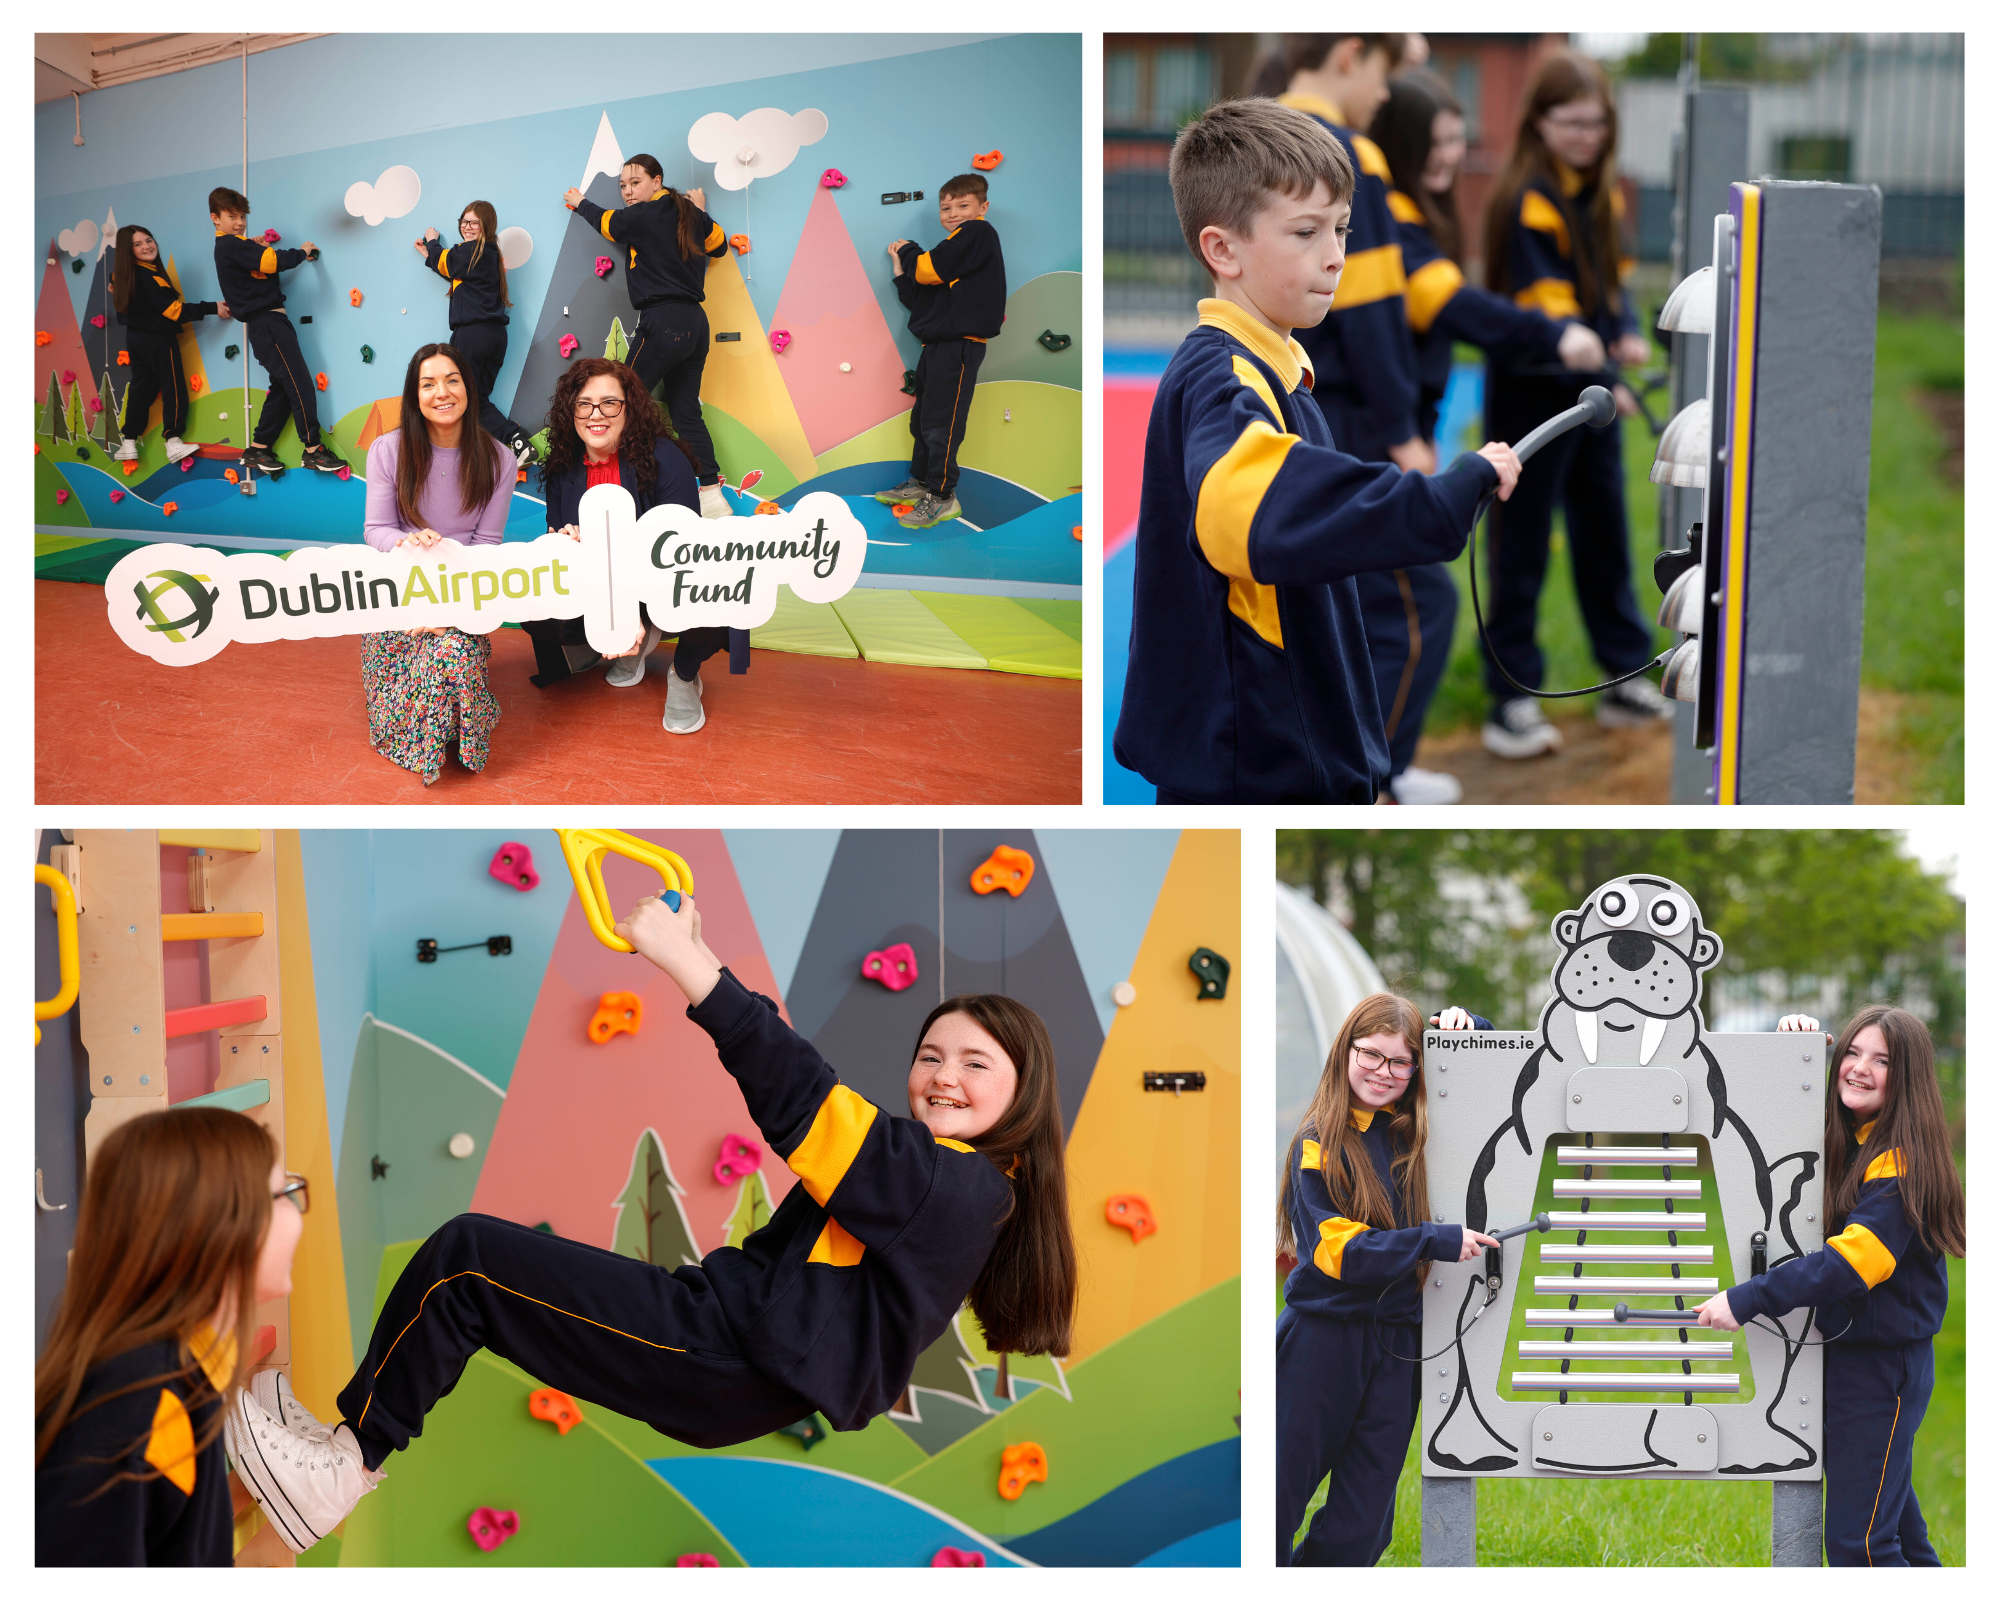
1725, 1122, 1952, 1566
116, 258, 217, 442
37, 1331, 236, 1565
894, 219, 1006, 499
1112, 299, 1494, 803
213, 230, 323, 450
1482, 166, 1653, 705
336, 968, 1013, 1464
423, 235, 523, 448
1277, 1105, 1467, 1566
571, 191, 729, 485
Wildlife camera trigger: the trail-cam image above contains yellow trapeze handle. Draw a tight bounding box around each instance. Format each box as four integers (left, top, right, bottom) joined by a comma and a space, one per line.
555, 829, 694, 954
36, 864, 81, 1045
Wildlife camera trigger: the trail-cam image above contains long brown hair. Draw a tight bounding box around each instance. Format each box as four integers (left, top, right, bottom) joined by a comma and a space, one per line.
458, 200, 512, 308
1822, 1007, 1966, 1259
395, 343, 503, 531
1277, 993, 1433, 1285
624, 155, 710, 262
1247, 33, 1408, 99
109, 224, 157, 315
542, 356, 693, 499
1372, 69, 1464, 262
35, 1109, 274, 1482
916, 995, 1078, 1359
1482, 49, 1624, 317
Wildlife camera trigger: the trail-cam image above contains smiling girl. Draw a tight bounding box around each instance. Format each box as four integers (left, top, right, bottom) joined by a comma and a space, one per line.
225, 890, 1077, 1554
416, 200, 529, 462
1696, 1007, 1963, 1565
109, 224, 229, 467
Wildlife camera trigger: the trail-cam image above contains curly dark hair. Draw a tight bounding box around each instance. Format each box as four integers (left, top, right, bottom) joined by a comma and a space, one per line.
542, 357, 703, 501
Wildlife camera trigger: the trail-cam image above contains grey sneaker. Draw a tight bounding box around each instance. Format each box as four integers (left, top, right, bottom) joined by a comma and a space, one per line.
1481, 697, 1563, 759
223, 1387, 379, 1554
662, 668, 706, 734
873, 478, 926, 505
604, 623, 661, 688
1596, 675, 1676, 726
900, 491, 961, 530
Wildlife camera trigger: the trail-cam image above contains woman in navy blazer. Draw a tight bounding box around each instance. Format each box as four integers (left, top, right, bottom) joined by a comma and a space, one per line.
529, 357, 747, 731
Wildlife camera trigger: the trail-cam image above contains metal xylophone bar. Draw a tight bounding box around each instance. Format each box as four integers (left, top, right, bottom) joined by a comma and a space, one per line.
1513, 1372, 1739, 1392
1555, 1145, 1699, 1165
1533, 1276, 1721, 1294
1541, 1211, 1708, 1230
1517, 1340, 1734, 1360
1554, 1178, 1704, 1199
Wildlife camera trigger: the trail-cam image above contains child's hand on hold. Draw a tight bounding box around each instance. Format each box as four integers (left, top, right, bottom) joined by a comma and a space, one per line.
615, 893, 721, 1003
1478, 442, 1521, 501
686, 186, 707, 211
1431, 1006, 1475, 1030
563, 188, 585, 210
1457, 1231, 1501, 1262
1695, 1293, 1741, 1331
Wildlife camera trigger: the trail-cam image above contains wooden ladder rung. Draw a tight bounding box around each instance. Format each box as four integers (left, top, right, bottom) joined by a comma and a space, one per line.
162, 912, 265, 941
176, 1078, 270, 1114
163, 995, 268, 1038
159, 830, 262, 853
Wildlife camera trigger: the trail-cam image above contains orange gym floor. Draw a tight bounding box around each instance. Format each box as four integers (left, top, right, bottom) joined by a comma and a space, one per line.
36, 581, 1081, 804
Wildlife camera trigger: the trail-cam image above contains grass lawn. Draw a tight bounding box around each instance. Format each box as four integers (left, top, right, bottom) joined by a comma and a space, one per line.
1422, 303, 1963, 802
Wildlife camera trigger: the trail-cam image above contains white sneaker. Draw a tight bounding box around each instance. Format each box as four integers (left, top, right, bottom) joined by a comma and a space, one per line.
698, 481, 730, 519
224, 1387, 380, 1554
1389, 766, 1463, 805
1596, 675, 1676, 726
163, 436, 199, 465
1482, 698, 1563, 759
115, 439, 138, 462
662, 669, 705, 734
605, 622, 661, 688
252, 1369, 319, 1438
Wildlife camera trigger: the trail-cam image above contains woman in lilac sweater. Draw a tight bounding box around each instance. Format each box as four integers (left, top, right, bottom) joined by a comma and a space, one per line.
360, 344, 516, 784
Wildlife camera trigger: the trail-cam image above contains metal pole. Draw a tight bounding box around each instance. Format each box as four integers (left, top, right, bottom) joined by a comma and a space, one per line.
240, 38, 252, 486
1421, 1475, 1476, 1566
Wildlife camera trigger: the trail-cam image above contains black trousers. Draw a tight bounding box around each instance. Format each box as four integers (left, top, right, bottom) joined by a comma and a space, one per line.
121, 330, 191, 440
1822, 1340, 1940, 1566
909, 338, 984, 496
337, 1214, 812, 1470
1276, 1309, 1417, 1566
245, 312, 322, 449
520, 614, 730, 687
448, 320, 523, 446
1358, 563, 1458, 778
1480, 372, 1652, 703
628, 301, 718, 484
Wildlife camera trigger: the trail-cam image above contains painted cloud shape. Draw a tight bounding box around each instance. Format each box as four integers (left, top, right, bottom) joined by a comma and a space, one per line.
686, 108, 828, 192
343, 165, 422, 226
498, 226, 534, 270
58, 219, 100, 257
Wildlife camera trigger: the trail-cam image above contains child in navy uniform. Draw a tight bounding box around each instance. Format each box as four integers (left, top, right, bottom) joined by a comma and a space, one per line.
879, 174, 1006, 531
224, 889, 1080, 1555
1698, 1007, 1964, 1566
109, 224, 229, 467
564, 156, 732, 518
208, 186, 345, 478
1112, 97, 1519, 804
418, 199, 530, 463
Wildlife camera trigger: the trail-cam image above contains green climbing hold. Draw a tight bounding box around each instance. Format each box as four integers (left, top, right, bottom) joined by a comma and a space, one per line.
532, 1221, 554, 1235
1189, 947, 1230, 1000
777, 1413, 828, 1451
71, 258, 84, 274
1036, 329, 1073, 352
225, 344, 240, 360
900, 369, 919, 397
360, 345, 374, 364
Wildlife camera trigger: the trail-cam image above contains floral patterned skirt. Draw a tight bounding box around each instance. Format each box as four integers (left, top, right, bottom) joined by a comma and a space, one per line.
361, 629, 500, 785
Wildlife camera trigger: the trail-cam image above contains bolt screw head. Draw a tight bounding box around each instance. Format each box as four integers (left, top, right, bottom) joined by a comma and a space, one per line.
1673, 1094, 1682, 1104
1573, 1094, 1582, 1104
1543, 1431, 1553, 1441
1697, 1432, 1707, 1443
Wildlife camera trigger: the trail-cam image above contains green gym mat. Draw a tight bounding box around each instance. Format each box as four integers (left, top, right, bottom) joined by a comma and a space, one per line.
912, 592, 1083, 679
829, 589, 989, 670
749, 585, 861, 658
1010, 597, 1084, 642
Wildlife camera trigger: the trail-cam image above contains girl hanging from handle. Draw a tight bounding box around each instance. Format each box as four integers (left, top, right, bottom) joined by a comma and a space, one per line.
110, 224, 230, 468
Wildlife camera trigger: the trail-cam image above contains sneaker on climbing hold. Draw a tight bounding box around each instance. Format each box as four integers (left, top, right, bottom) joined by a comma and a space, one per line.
900, 492, 961, 531
512, 435, 535, 472
223, 1388, 380, 1555
163, 437, 199, 465
698, 481, 731, 519
873, 478, 926, 505
1595, 675, 1675, 727
301, 443, 348, 475
605, 622, 661, 688
242, 444, 287, 477
662, 668, 705, 735
114, 439, 139, 463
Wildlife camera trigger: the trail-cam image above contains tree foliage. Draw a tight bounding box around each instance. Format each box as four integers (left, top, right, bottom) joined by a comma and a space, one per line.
610, 1128, 701, 1269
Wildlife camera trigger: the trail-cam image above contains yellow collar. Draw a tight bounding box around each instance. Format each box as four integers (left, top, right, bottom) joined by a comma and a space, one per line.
1552, 161, 1588, 199
1855, 1119, 1877, 1144
186, 1323, 238, 1391
1278, 91, 1347, 127
1197, 299, 1313, 394
1348, 1106, 1375, 1133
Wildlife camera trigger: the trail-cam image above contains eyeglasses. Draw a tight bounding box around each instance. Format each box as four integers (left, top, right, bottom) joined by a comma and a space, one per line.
273, 1174, 310, 1216
1352, 1044, 1416, 1081
574, 398, 626, 418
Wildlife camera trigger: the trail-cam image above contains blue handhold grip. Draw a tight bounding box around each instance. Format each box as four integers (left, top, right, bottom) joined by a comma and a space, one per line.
662, 890, 682, 911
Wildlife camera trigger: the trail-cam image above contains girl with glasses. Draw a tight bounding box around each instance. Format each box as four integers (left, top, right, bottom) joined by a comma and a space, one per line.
414, 200, 532, 466
1277, 992, 1495, 1565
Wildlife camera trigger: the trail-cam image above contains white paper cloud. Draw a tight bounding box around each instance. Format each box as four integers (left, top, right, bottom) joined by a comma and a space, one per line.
498, 226, 533, 270
687, 108, 828, 192
58, 219, 99, 257
344, 165, 422, 226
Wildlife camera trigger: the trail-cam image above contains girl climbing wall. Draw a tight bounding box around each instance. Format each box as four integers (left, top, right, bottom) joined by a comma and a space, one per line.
110, 224, 230, 467
416, 199, 530, 462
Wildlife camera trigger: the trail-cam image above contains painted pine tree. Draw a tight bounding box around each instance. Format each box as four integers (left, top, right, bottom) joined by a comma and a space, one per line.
720, 1169, 774, 1249
960, 1304, 1070, 1403
42, 372, 68, 441
892, 1311, 990, 1420
65, 382, 87, 440
95, 367, 124, 447
605, 317, 629, 364
609, 1128, 701, 1269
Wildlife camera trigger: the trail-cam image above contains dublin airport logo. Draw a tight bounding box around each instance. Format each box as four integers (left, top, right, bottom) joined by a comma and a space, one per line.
133, 570, 220, 644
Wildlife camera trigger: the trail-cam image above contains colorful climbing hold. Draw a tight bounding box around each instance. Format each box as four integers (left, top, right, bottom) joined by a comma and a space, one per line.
361, 344, 375, 363
901, 369, 919, 396
261, 228, 281, 245
224, 468, 240, 484
1073, 525, 1083, 540
161, 502, 178, 515
839, 362, 853, 373
122, 461, 137, 476
76, 444, 91, 459
594, 255, 615, 279
189, 375, 204, 394
588, 991, 643, 1045
892, 503, 914, 518
180, 457, 194, 471
730, 233, 751, 255
54, 488, 69, 506
315, 371, 329, 391
1189, 948, 1230, 1000
338, 465, 352, 481
559, 333, 580, 359
117, 349, 130, 365
997, 1442, 1047, 1500
778, 1413, 827, 1450
676, 1553, 720, 1568
517, 468, 527, 484
820, 169, 848, 188
528, 1386, 583, 1436
109, 489, 125, 503
62, 369, 76, 385
713, 1133, 764, 1185
466, 1507, 519, 1552
932, 1548, 988, 1568
970, 845, 1034, 898
71, 258, 84, 274
225, 344, 240, 360
769, 329, 792, 354
1105, 1194, 1157, 1242
90, 314, 106, 328
490, 841, 540, 891
1037, 330, 1072, 352
87, 397, 102, 414
862, 942, 920, 992
753, 500, 784, 516
349, 288, 363, 307
972, 150, 1004, 171
36, 331, 53, 346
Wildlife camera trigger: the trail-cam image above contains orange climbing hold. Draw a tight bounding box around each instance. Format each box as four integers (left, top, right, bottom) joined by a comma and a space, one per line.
528, 1386, 584, 1435
122, 461, 137, 476
189, 375, 204, 394
224, 468, 240, 484
350, 288, 363, 307
588, 991, 643, 1044
970, 845, 1034, 898
118, 349, 130, 365
161, 502, 179, 516
973, 150, 1004, 171
730, 233, 751, 255
1105, 1194, 1156, 1242
36, 331, 54, 346
997, 1442, 1047, 1500
753, 500, 783, 516
315, 372, 329, 391
1072, 525, 1082, 540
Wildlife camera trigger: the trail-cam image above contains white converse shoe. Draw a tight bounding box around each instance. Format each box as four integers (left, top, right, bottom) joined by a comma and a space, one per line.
1481, 698, 1563, 759
115, 439, 139, 462
605, 622, 661, 688
662, 668, 705, 734
224, 1387, 380, 1554
163, 436, 200, 465
698, 481, 731, 519
252, 1369, 319, 1438
1388, 766, 1463, 805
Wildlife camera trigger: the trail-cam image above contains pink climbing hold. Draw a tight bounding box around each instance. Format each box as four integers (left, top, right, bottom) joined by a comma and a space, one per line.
594, 255, 615, 279
62, 369, 76, 385
862, 942, 920, 993
714, 1133, 764, 1186
932, 1548, 987, 1568
91, 314, 106, 328
820, 169, 847, 189
109, 489, 125, 503
559, 333, 580, 359
676, 1553, 720, 1568
180, 457, 194, 471
261, 228, 281, 245
88, 397, 102, 414
769, 330, 792, 354
466, 1507, 519, 1552
54, 488, 70, 506
490, 841, 540, 892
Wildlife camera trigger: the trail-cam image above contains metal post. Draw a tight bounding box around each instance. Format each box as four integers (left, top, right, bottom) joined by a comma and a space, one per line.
1421, 1475, 1476, 1566
1771, 1478, 1823, 1565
